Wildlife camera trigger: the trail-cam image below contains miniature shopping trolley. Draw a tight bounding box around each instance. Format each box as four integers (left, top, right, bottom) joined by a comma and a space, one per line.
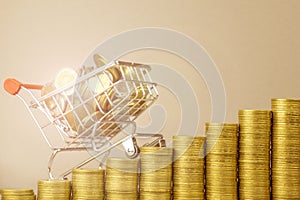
4, 58, 165, 179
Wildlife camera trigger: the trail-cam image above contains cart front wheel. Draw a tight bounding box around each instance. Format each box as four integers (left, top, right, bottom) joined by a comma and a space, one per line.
125, 144, 140, 159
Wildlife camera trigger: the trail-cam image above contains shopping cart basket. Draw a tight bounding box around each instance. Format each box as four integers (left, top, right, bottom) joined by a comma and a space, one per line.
4, 59, 165, 179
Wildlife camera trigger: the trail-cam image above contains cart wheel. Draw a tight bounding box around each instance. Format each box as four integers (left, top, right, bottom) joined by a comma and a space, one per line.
125, 144, 140, 159
159, 139, 166, 147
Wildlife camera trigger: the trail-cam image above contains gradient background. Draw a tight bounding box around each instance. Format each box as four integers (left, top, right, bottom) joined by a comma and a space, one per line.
0, 0, 299, 190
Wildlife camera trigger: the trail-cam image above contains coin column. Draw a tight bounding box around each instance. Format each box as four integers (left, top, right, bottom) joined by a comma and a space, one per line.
72, 169, 105, 200
0, 189, 35, 200
272, 99, 300, 199
139, 147, 173, 200
173, 136, 205, 200
205, 123, 238, 200
238, 110, 271, 199
105, 158, 139, 200
37, 179, 71, 200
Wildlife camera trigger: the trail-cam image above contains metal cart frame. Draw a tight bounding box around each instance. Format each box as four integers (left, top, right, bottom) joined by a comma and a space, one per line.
4, 60, 165, 179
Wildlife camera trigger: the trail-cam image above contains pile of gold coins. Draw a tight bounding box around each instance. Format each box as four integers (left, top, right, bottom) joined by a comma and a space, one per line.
238, 110, 271, 199
205, 123, 238, 200
37, 179, 71, 200
173, 136, 205, 200
139, 147, 173, 200
72, 169, 104, 200
1, 97, 300, 199
272, 98, 300, 199
0, 189, 35, 200
105, 158, 139, 200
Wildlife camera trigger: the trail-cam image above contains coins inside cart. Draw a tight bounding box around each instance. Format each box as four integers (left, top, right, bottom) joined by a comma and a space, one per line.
77, 111, 121, 138
238, 110, 271, 200
88, 56, 117, 93
205, 123, 238, 200
76, 66, 115, 117
37, 179, 71, 200
139, 147, 172, 199
93, 62, 149, 116
41, 68, 77, 124
0, 189, 35, 200
64, 101, 95, 132
95, 86, 115, 113
72, 168, 105, 200
173, 136, 205, 200
118, 62, 144, 81
54, 68, 78, 95
93, 54, 108, 68
272, 98, 300, 199
105, 158, 138, 199
128, 84, 150, 116
93, 54, 122, 82
41, 82, 68, 118
94, 71, 114, 93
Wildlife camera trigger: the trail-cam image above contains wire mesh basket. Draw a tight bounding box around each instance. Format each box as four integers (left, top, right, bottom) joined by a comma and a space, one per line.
4, 59, 165, 179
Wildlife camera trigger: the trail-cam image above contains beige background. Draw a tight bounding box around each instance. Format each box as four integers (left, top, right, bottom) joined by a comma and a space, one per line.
0, 0, 299, 190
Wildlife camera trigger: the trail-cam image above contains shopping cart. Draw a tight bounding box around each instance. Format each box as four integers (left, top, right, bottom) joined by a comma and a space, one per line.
4, 59, 165, 179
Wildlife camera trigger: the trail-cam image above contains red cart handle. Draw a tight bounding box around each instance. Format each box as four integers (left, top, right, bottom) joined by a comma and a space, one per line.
4, 78, 43, 95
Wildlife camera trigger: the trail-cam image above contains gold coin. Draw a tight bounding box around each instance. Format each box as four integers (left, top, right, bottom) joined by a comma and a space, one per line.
41, 82, 68, 118
172, 136, 205, 200
271, 98, 300, 199
238, 110, 271, 199
93, 54, 108, 68
105, 158, 138, 194
0, 188, 35, 200
72, 169, 104, 200
205, 123, 238, 200
140, 147, 172, 197
37, 179, 70, 200
54, 67, 78, 96
77, 111, 121, 138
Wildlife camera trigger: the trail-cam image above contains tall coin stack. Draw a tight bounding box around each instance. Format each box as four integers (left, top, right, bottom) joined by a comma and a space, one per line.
205, 123, 238, 200
105, 158, 139, 200
72, 169, 104, 200
238, 110, 271, 199
272, 98, 300, 199
139, 147, 173, 200
0, 189, 35, 200
173, 136, 205, 200
37, 179, 71, 200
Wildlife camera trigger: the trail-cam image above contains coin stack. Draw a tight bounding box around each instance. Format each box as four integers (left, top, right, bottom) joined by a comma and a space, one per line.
173, 136, 205, 200
238, 110, 271, 199
272, 98, 300, 199
37, 179, 71, 200
205, 123, 238, 200
0, 189, 35, 200
105, 158, 139, 200
72, 169, 105, 200
139, 147, 173, 200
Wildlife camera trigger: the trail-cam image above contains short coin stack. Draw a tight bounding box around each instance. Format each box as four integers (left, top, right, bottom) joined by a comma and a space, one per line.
139, 147, 173, 200
37, 179, 71, 200
72, 169, 104, 200
272, 98, 300, 199
205, 123, 238, 200
0, 189, 35, 200
238, 110, 271, 199
173, 136, 205, 200
105, 158, 139, 200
